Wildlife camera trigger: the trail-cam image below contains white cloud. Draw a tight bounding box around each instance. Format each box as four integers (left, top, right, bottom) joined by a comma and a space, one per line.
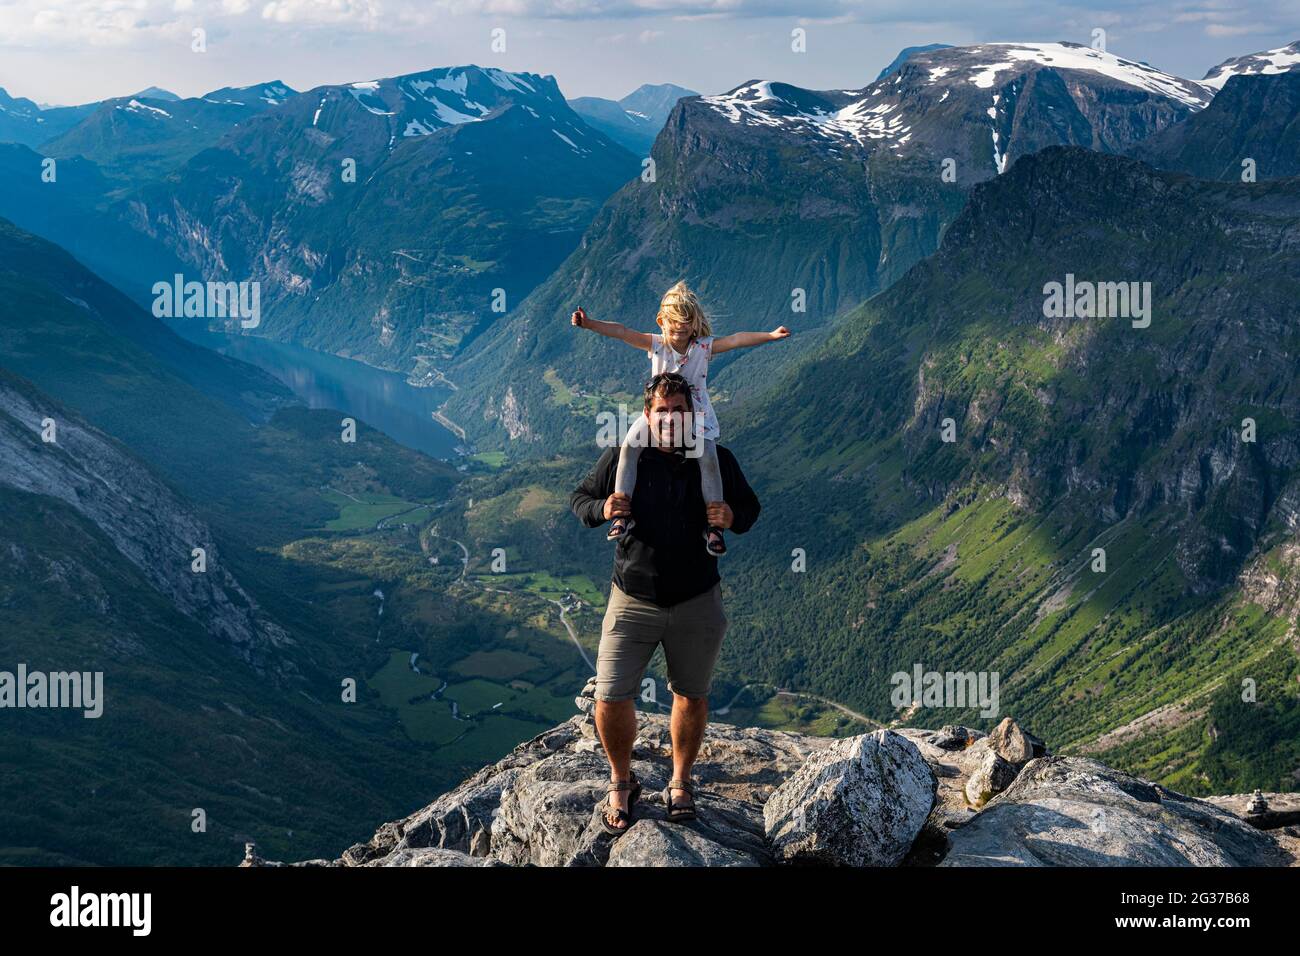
259, 0, 381, 25
0, 0, 875, 50
0, 0, 385, 48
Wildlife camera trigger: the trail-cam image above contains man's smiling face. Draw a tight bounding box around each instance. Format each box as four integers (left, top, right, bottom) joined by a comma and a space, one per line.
646, 389, 692, 450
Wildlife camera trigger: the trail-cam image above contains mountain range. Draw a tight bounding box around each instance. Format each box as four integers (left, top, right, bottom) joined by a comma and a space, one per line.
438, 41, 1219, 450
40, 85, 299, 183
20, 67, 640, 379
3, 36, 1300, 864
570, 82, 698, 154
0, 88, 98, 148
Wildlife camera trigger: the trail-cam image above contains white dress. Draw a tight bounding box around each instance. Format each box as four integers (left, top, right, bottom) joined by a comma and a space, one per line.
647, 333, 719, 440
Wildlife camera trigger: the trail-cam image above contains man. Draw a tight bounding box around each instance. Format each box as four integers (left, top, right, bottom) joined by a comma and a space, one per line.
568, 372, 761, 834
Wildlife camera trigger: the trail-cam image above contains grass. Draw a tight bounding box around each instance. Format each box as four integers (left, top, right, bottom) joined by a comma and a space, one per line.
452, 649, 545, 681
469, 450, 507, 470
319, 489, 427, 531
473, 570, 606, 606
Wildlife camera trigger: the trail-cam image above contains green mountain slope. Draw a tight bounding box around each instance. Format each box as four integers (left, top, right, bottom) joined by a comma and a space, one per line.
0, 87, 96, 147
713, 146, 1300, 792
0, 144, 192, 305
40, 89, 297, 183
1132, 71, 1300, 180
0, 219, 483, 864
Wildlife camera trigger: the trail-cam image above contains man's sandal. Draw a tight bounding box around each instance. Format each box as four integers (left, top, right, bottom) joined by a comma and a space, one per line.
665, 777, 698, 823
599, 773, 642, 836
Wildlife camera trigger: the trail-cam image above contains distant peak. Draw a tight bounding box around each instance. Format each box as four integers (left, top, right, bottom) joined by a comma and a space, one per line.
131, 86, 180, 102
1201, 40, 1300, 89
889, 41, 1211, 109
876, 44, 953, 81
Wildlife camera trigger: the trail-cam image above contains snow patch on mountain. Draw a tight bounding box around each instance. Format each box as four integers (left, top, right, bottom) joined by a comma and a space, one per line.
485, 69, 536, 94
702, 81, 911, 146
337, 67, 563, 135
700, 41, 1209, 158
121, 99, 172, 118
1201, 40, 1300, 89
700, 81, 788, 127
204, 82, 295, 106
954, 43, 1210, 107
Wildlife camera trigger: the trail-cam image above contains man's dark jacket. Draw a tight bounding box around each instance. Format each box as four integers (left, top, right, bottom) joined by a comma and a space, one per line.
569, 443, 761, 608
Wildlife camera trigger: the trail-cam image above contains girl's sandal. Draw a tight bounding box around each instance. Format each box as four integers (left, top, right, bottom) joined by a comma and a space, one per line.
665, 777, 698, 823
704, 527, 726, 556
607, 515, 636, 541
599, 773, 642, 837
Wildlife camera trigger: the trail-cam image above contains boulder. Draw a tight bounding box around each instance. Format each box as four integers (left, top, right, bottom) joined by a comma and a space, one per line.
930, 725, 984, 750
940, 756, 1291, 866
339, 721, 582, 864
987, 717, 1036, 764
764, 729, 937, 866
607, 820, 765, 867
964, 749, 1019, 809
574, 676, 598, 717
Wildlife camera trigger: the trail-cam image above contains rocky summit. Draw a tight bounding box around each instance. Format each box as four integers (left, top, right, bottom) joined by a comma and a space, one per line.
247, 698, 1297, 868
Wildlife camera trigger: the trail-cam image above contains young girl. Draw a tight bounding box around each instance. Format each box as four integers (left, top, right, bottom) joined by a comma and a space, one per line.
571, 280, 789, 555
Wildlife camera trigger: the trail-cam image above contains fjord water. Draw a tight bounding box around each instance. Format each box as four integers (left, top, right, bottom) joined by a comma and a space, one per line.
178, 327, 461, 460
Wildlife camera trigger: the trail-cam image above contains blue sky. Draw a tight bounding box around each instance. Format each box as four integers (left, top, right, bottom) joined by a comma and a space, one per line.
2, 1, 1297, 105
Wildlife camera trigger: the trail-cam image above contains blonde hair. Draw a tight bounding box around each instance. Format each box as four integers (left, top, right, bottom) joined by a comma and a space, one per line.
656, 280, 712, 338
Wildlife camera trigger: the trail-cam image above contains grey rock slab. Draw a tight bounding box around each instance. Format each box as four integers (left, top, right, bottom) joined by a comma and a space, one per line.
764, 729, 937, 866
940, 756, 1293, 867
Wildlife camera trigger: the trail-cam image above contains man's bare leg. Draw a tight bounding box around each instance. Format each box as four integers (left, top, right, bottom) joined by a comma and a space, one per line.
669, 693, 708, 811
594, 698, 638, 828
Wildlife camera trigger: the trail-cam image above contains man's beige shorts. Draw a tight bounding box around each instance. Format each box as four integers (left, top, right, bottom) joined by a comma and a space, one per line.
595, 582, 728, 702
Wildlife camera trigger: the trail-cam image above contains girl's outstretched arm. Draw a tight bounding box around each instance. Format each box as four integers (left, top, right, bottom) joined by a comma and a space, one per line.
712, 326, 791, 355
571, 307, 654, 351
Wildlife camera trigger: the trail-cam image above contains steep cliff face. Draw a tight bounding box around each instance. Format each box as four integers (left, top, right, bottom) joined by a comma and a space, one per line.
440, 43, 1209, 453
737, 146, 1300, 592
1132, 71, 1300, 180
0, 371, 291, 673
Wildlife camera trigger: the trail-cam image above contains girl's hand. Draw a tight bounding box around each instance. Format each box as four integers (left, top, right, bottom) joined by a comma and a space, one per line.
770, 326, 791, 341
571, 307, 588, 329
